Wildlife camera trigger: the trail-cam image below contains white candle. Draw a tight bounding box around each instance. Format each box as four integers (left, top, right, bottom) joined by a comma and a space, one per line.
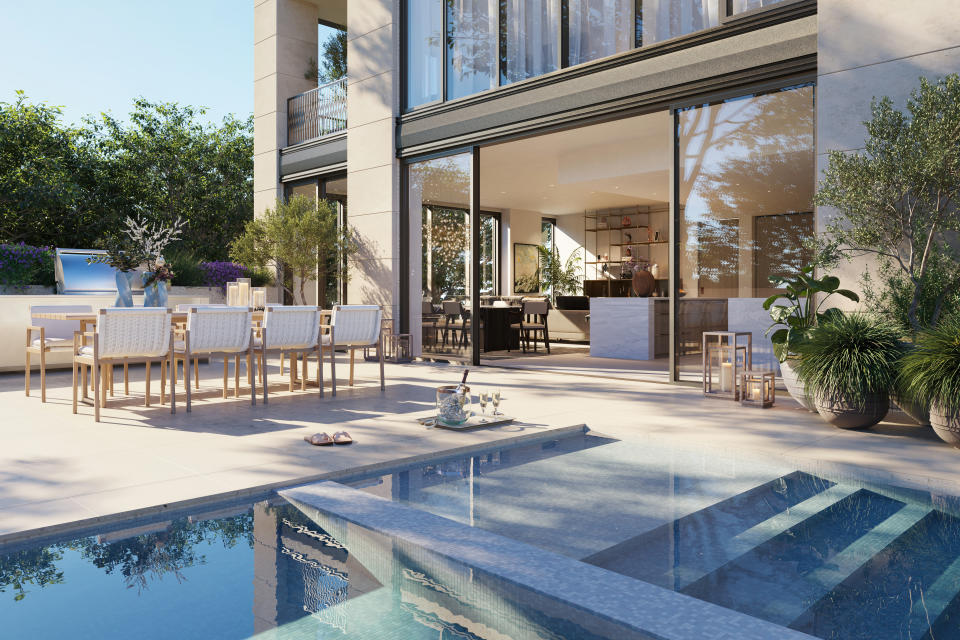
720, 362, 733, 392
226, 282, 239, 306
238, 281, 250, 307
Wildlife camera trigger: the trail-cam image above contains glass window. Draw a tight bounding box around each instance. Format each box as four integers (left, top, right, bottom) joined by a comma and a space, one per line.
409, 153, 473, 359
447, 0, 498, 100
406, 0, 443, 108
481, 214, 500, 295
728, 0, 791, 15
567, 0, 634, 66
500, 0, 560, 85
642, 0, 720, 46
284, 177, 318, 201
676, 84, 815, 379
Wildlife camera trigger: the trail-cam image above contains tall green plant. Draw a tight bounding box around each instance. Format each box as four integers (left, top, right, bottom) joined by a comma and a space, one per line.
899, 314, 960, 414
814, 74, 960, 333
763, 264, 859, 361
230, 196, 356, 306
794, 313, 903, 411
537, 245, 582, 302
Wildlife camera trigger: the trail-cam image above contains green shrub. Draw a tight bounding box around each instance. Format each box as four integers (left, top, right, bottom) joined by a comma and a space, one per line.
248, 267, 273, 288
795, 313, 904, 410
899, 315, 960, 414
166, 250, 206, 287
0, 243, 55, 289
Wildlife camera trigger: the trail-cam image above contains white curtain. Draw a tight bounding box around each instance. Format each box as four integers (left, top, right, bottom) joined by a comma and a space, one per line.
447, 0, 498, 98
568, 0, 633, 66
502, 0, 560, 85
643, 0, 720, 46
406, 0, 443, 107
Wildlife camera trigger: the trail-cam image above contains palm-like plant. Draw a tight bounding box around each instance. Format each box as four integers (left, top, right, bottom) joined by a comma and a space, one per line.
899, 314, 960, 416
537, 245, 582, 303
795, 312, 903, 412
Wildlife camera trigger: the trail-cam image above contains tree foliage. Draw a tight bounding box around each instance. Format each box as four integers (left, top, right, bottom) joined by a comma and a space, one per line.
230, 195, 356, 306
814, 75, 960, 332
319, 30, 347, 82
0, 95, 252, 261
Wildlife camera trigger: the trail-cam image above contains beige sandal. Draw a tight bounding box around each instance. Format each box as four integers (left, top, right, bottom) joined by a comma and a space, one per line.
332, 431, 353, 445
304, 432, 333, 446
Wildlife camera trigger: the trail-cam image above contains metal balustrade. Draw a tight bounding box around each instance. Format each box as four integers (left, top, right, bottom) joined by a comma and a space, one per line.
286, 76, 347, 146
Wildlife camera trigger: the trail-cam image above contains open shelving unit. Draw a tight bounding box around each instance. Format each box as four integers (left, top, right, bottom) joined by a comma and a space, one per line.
583, 206, 669, 281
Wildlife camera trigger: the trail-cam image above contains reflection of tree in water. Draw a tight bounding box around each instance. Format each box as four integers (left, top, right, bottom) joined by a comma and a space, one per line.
678, 85, 814, 292
0, 514, 254, 600
0, 547, 65, 601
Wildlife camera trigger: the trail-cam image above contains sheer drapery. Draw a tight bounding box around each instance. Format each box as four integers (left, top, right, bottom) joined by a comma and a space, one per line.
447, 0, 498, 99
730, 0, 788, 14
642, 0, 720, 46
568, 0, 633, 66
500, 0, 560, 85
406, 0, 443, 108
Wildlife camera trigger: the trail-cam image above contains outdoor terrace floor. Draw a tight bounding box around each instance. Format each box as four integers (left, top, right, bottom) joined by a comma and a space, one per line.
0, 355, 957, 543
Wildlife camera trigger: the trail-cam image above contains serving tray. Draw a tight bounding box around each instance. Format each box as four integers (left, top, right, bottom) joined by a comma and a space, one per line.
416, 413, 516, 430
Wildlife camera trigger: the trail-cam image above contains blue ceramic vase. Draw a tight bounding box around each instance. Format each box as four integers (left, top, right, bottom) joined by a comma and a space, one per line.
142, 273, 169, 307
114, 270, 136, 307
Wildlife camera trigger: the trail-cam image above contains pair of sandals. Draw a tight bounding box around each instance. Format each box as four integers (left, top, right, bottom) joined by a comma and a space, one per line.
303, 431, 353, 446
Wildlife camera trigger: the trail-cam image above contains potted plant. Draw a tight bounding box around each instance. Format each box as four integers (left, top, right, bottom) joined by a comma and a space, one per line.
795, 313, 901, 429
537, 245, 582, 305
899, 315, 960, 446
763, 264, 860, 410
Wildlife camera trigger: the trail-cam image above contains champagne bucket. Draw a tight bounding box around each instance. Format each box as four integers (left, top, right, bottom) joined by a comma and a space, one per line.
436, 385, 471, 425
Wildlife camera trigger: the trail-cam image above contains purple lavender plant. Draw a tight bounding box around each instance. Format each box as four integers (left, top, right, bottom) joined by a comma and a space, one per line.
200, 261, 249, 291
0, 243, 55, 290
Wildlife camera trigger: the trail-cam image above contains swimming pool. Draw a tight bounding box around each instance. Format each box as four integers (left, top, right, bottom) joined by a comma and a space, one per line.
346, 433, 960, 640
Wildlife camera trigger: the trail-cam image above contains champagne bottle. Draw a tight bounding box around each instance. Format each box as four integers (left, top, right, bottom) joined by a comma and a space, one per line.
455, 369, 469, 393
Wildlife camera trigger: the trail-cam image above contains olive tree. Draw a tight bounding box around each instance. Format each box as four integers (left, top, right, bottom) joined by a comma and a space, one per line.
230, 195, 355, 306
814, 75, 960, 332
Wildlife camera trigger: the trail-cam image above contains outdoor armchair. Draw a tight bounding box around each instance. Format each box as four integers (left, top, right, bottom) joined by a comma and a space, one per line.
173, 306, 256, 412
72, 308, 174, 422
26, 304, 92, 402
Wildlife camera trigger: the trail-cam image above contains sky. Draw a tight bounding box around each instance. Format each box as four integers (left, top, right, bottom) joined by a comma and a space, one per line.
0, 0, 256, 127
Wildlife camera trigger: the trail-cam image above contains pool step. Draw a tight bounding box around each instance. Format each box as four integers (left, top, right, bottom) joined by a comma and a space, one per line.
583, 471, 838, 589
789, 508, 960, 640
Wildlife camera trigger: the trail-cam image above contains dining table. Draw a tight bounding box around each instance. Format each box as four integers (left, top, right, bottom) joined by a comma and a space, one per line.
477, 305, 521, 352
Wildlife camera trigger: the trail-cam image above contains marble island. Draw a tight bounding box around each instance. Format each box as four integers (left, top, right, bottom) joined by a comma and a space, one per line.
589, 297, 668, 360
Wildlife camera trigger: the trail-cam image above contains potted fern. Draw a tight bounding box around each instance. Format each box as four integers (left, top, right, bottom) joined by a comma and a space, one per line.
795, 313, 901, 429
899, 315, 960, 446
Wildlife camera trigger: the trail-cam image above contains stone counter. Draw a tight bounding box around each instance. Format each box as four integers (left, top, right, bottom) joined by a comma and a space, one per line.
589, 297, 667, 360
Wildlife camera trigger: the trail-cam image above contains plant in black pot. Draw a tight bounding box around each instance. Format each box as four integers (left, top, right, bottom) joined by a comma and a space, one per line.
899, 315, 960, 446
763, 264, 860, 411
795, 312, 902, 429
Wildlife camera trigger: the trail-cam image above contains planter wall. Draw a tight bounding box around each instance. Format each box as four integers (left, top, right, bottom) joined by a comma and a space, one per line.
930, 403, 960, 447
0, 285, 55, 295
814, 391, 890, 430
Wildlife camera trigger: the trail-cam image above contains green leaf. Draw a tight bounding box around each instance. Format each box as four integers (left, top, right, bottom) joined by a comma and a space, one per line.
834, 289, 860, 302
819, 276, 840, 292
769, 305, 797, 323
768, 328, 789, 344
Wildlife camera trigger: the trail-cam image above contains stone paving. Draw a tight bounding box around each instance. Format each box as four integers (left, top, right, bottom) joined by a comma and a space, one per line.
0, 354, 956, 543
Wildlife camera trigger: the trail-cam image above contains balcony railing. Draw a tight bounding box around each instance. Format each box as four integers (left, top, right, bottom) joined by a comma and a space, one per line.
286, 77, 347, 146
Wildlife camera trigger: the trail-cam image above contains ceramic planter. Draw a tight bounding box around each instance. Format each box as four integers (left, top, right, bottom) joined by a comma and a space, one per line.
930, 402, 960, 447
780, 359, 816, 412
814, 391, 890, 429
114, 270, 137, 307
889, 389, 931, 426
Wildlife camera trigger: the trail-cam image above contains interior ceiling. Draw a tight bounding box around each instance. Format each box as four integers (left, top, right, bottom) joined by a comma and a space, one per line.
480, 111, 673, 215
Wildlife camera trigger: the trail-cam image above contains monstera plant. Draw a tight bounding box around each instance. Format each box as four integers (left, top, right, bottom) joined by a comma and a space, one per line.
763, 265, 860, 410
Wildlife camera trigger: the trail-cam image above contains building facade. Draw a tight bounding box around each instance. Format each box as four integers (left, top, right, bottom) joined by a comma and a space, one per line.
253, 0, 960, 380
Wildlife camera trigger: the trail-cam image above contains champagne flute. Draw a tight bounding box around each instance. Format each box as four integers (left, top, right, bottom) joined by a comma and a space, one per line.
479, 391, 489, 421
492, 388, 501, 416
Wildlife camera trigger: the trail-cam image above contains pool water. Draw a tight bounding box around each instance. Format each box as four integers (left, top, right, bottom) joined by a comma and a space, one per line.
349, 435, 960, 640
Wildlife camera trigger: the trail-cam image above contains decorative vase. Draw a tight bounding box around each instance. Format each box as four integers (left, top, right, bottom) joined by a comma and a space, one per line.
114, 271, 136, 307
930, 402, 960, 447
142, 273, 169, 307
889, 389, 931, 426
779, 359, 816, 412
814, 391, 890, 430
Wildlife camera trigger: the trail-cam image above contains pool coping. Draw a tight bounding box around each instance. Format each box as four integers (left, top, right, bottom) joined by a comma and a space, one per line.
0, 423, 587, 548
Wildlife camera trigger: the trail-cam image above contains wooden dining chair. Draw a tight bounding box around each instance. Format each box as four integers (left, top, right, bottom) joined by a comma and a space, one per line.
26, 305, 92, 402
173, 306, 256, 412
72, 308, 174, 422
510, 299, 551, 354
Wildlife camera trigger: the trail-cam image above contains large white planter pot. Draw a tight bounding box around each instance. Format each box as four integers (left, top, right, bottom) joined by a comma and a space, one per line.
890, 390, 931, 426
815, 391, 890, 430
930, 402, 960, 447
780, 359, 816, 412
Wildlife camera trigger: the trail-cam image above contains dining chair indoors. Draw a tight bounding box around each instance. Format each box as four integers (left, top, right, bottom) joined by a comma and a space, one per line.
26, 305, 92, 402
510, 299, 551, 354
72, 308, 174, 422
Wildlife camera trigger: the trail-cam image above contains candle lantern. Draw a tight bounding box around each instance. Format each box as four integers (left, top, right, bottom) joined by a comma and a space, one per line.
235, 277, 251, 307
702, 331, 753, 400
251, 287, 267, 310
740, 369, 776, 408
226, 282, 240, 307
